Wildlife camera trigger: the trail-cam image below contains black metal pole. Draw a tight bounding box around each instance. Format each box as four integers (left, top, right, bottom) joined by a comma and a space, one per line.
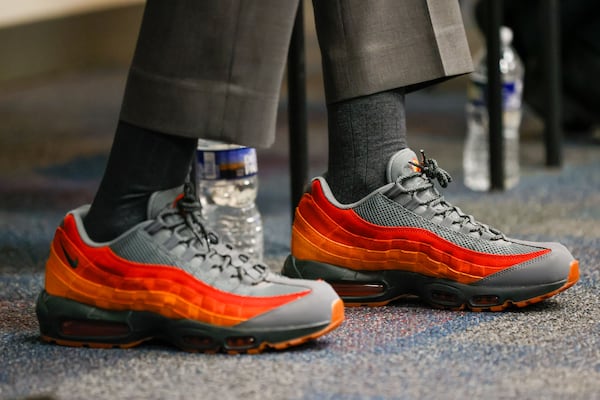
287, 2, 308, 221
541, 0, 562, 166
486, 0, 504, 190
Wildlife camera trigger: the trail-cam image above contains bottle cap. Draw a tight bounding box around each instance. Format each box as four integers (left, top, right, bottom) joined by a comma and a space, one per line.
500, 26, 513, 45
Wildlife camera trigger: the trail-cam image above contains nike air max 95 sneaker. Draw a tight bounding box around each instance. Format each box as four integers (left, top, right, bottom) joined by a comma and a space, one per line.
36, 182, 343, 353
282, 148, 579, 311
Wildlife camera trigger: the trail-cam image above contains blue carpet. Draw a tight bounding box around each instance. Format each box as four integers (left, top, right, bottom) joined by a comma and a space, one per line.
1, 70, 599, 400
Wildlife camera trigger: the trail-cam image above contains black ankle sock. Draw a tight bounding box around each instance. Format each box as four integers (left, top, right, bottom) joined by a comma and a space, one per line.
326, 89, 407, 203
84, 121, 197, 242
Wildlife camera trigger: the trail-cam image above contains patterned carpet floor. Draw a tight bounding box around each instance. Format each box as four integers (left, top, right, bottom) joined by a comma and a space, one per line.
1, 69, 599, 400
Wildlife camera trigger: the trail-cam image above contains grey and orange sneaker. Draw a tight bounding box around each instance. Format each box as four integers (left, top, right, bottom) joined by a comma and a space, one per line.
282, 148, 579, 311
36, 181, 343, 353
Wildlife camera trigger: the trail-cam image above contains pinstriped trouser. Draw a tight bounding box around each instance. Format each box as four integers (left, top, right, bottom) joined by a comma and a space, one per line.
120, 0, 472, 148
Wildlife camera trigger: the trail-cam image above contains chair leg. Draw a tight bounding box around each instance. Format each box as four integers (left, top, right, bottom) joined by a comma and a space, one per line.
541, 0, 563, 167
287, 2, 308, 221
485, 0, 504, 190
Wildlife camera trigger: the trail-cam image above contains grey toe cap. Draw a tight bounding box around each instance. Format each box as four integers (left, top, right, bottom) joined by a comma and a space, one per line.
475, 242, 575, 287
235, 276, 340, 330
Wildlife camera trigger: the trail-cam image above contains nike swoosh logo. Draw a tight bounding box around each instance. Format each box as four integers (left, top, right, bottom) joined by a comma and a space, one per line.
60, 241, 79, 269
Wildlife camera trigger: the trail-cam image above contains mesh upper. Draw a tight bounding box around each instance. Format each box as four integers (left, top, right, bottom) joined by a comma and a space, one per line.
108, 218, 302, 297
110, 228, 178, 267
354, 193, 539, 256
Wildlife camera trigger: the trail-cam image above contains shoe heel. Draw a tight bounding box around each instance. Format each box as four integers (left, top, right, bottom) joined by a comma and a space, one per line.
35, 290, 154, 348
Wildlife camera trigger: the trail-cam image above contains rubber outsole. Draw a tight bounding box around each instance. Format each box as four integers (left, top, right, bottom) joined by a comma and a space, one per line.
36, 290, 344, 354
282, 256, 579, 311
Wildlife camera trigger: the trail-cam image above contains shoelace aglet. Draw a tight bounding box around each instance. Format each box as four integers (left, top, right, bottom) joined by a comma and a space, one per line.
408, 149, 452, 188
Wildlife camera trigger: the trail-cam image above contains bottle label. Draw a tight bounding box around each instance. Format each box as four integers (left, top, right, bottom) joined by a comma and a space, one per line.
197, 147, 258, 180
468, 78, 522, 110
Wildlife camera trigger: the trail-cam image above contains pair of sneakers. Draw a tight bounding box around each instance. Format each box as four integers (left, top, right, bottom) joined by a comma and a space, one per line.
36, 148, 579, 353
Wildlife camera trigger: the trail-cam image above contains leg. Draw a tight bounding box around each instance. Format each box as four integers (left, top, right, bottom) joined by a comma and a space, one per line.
282, 0, 579, 311
325, 89, 407, 204
83, 122, 196, 242
312, 0, 472, 203
86, 0, 302, 241
36, 0, 344, 353
120, 0, 297, 147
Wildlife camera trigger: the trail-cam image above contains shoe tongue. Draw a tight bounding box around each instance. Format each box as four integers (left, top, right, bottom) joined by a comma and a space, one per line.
146, 186, 184, 219
386, 148, 421, 182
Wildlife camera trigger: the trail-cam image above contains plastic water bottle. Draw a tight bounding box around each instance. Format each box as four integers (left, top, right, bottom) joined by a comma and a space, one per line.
196, 140, 263, 259
463, 26, 524, 191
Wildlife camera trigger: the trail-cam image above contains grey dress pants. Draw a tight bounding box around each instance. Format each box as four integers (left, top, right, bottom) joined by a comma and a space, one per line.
120, 0, 472, 148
